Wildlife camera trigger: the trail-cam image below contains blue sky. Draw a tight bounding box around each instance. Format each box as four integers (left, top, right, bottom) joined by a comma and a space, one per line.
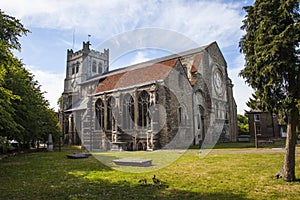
0, 0, 254, 113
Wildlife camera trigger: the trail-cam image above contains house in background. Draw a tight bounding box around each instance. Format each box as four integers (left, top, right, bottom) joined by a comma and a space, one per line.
246, 110, 284, 139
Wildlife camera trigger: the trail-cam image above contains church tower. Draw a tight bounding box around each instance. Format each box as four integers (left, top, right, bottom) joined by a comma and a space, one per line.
62, 41, 109, 110
61, 41, 109, 145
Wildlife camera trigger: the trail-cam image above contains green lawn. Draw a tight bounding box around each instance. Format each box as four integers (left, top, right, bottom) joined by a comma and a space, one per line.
0, 147, 300, 200
188, 140, 287, 149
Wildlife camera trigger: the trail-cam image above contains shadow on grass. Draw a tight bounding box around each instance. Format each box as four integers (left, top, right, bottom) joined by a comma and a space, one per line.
40, 174, 248, 200
0, 159, 248, 200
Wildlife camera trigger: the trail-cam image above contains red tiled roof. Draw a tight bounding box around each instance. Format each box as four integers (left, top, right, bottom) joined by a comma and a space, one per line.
190, 53, 202, 73
94, 59, 178, 94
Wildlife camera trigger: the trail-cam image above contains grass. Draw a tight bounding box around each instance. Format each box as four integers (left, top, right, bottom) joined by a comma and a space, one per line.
188, 140, 287, 149
0, 146, 300, 200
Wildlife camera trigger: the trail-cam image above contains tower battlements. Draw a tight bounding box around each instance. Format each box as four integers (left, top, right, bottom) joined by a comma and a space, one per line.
67, 41, 109, 60
64, 41, 110, 95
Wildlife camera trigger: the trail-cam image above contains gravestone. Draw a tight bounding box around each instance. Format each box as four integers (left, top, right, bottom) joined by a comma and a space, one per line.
47, 134, 53, 152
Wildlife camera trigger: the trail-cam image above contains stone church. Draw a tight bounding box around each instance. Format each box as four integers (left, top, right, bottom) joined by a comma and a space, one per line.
61, 41, 237, 151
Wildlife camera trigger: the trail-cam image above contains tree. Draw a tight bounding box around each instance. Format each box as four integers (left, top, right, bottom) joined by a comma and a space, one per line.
237, 114, 249, 135
0, 65, 19, 134
0, 10, 61, 150
0, 9, 29, 61
2, 57, 61, 148
0, 10, 28, 139
239, 0, 300, 181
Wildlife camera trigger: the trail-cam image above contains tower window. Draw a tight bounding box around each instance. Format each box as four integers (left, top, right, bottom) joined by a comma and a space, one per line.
71, 64, 75, 75
76, 62, 79, 73
92, 61, 97, 73
98, 62, 103, 74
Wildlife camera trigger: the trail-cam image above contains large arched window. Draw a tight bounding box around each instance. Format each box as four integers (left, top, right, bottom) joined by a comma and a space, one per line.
138, 91, 150, 129
107, 96, 115, 130
95, 98, 104, 130
122, 94, 135, 130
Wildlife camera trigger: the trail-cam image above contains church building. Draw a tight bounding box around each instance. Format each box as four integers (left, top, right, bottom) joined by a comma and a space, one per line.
61, 41, 237, 151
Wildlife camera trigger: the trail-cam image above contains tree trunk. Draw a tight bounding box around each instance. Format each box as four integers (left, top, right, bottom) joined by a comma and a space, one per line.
282, 108, 298, 182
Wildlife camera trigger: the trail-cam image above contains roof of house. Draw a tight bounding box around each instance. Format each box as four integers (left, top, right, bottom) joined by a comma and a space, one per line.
94, 59, 178, 94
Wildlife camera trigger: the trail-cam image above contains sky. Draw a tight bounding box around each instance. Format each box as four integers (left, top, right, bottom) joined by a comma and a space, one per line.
0, 0, 254, 114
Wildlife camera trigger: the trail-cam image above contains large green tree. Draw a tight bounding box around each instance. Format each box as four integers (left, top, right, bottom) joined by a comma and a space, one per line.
0, 10, 28, 137
0, 10, 60, 150
239, 0, 300, 181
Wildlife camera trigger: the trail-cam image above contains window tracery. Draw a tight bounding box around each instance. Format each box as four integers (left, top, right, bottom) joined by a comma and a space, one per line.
122, 94, 135, 130
138, 91, 150, 129
95, 98, 104, 130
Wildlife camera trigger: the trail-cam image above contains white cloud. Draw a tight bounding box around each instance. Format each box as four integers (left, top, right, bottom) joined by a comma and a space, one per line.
26, 65, 64, 111
1, 0, 244, 47
0, 0, 252, 113
130, 51, 151, 65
